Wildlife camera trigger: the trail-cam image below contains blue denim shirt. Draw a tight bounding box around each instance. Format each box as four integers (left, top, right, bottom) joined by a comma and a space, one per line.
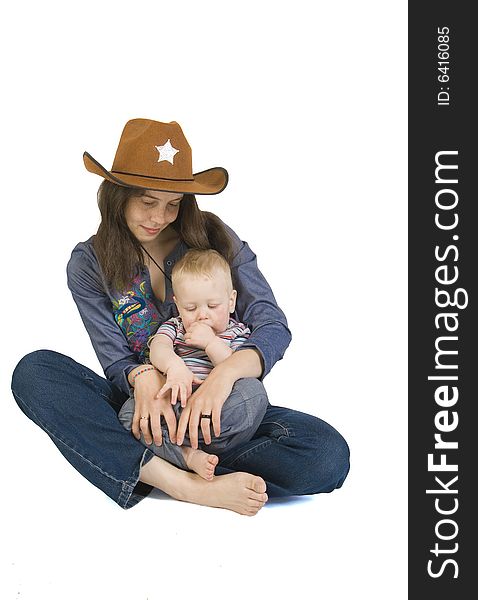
67, 221, 291, 396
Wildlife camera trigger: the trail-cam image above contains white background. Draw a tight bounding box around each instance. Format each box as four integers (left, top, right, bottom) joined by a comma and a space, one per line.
1, 1, 407, 599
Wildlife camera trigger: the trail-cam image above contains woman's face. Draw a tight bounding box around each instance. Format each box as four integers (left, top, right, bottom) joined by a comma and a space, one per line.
124, 190, 183, 244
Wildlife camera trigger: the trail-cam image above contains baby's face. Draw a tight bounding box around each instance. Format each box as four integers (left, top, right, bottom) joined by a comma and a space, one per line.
173, 269, 237, 333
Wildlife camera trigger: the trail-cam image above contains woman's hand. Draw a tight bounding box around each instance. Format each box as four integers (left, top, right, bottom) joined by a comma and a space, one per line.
156, 363, 203, 407
176, 366, 235, 449
131, 369, 177, 446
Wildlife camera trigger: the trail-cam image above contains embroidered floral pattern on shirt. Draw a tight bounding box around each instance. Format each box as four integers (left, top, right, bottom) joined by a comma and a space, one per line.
112, 276, 160, 362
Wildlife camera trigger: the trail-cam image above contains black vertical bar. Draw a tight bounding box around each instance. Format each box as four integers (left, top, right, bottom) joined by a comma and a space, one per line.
409, 3, 476, 598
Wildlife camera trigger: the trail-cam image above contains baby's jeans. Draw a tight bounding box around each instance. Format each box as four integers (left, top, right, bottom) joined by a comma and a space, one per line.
118, 379, 269, 470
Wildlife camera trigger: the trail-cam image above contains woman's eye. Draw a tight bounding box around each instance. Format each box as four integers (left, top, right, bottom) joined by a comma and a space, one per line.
168, 203, 180, 209
142, 201, 154, 207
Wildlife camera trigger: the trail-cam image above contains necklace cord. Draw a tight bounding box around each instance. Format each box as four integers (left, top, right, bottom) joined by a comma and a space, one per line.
140, 245, 173, 283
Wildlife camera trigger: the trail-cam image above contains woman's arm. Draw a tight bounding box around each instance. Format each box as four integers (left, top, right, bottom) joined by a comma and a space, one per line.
67, 241, 178, 444
212, 346, 263, 379
67, 241, 140, 396
225, 223, 292, 378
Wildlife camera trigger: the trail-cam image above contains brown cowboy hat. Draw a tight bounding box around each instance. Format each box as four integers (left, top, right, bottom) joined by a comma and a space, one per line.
83, 119, 228, 195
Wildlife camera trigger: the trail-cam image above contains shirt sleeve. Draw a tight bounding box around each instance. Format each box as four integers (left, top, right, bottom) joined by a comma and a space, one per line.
66, 243, 139, 396
148, 318, 178, 347
226, 320, 251, 352
225, 224, 292, 377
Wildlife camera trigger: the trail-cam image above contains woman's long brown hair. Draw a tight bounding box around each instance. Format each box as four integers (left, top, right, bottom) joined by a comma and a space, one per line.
93, 180, 234, 290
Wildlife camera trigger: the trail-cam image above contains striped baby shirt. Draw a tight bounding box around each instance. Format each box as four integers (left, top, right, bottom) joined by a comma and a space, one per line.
149, 317, 251, 380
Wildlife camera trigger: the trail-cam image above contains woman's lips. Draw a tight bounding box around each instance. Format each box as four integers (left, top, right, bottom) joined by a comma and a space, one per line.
141, 225, 161, 235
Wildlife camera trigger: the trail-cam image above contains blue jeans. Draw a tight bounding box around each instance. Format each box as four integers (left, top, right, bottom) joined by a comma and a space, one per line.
11, 350, 350, 509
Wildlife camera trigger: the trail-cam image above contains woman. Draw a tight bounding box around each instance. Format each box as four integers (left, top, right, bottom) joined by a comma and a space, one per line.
11, 118, 349, 516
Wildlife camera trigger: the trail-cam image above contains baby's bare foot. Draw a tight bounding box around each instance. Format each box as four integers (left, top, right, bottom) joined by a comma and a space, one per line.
182, 446, 219, 480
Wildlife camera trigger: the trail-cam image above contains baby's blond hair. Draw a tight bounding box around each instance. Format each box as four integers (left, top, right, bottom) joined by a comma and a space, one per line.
172, 249, 233, 291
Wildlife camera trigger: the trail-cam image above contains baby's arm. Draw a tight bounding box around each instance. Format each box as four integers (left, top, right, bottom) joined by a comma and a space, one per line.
203, 323, 250, 366
183, 322, 233, 366
149, 335, 201, 406
149, 334, 182, 373
205, 337, 233, 366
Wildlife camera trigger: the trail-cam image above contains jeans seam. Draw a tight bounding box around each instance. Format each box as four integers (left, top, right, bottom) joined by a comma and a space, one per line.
260, 420, 294, 437
221, 420, 293, 467
236, 387, 260, 429
221, 438, 273, 467
12, 389, 127, 487
236, 379, 269, 427
118, 447, 153, 508
82, 373, 112, 403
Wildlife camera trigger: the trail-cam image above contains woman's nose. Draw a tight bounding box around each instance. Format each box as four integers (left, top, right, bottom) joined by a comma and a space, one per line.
150, 205, 166, 224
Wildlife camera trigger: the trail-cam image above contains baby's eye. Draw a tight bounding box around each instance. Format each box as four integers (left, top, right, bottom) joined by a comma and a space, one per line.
185, 307, 196, 312
208, 305, 219, 309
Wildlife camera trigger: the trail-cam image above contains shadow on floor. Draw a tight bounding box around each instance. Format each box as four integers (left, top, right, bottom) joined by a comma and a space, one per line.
264, 495, 315, 508
147, 487, 315, 509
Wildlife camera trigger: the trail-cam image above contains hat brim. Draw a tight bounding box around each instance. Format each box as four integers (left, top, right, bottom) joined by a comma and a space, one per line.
83, 152, 228, 195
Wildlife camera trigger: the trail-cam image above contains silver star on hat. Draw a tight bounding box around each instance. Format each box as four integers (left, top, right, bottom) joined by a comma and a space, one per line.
155, 139, 179, 164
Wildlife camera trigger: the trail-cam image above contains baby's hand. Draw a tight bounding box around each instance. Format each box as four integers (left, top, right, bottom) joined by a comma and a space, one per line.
184, 322, 217, 350
156, 363, 202, 407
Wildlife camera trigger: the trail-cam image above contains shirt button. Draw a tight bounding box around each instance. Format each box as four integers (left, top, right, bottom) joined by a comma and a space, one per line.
166, 260, 173, 266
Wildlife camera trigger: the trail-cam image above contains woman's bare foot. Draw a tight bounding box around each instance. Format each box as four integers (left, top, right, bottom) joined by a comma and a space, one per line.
181, 446, 219, 480
188, 472, 268, 516
140, 457, 268, 516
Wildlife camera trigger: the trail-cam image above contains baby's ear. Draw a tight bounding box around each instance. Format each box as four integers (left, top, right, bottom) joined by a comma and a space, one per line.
229, 290, 237, 313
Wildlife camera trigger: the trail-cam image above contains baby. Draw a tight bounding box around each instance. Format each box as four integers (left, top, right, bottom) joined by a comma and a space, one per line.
119, 248, 267, 480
